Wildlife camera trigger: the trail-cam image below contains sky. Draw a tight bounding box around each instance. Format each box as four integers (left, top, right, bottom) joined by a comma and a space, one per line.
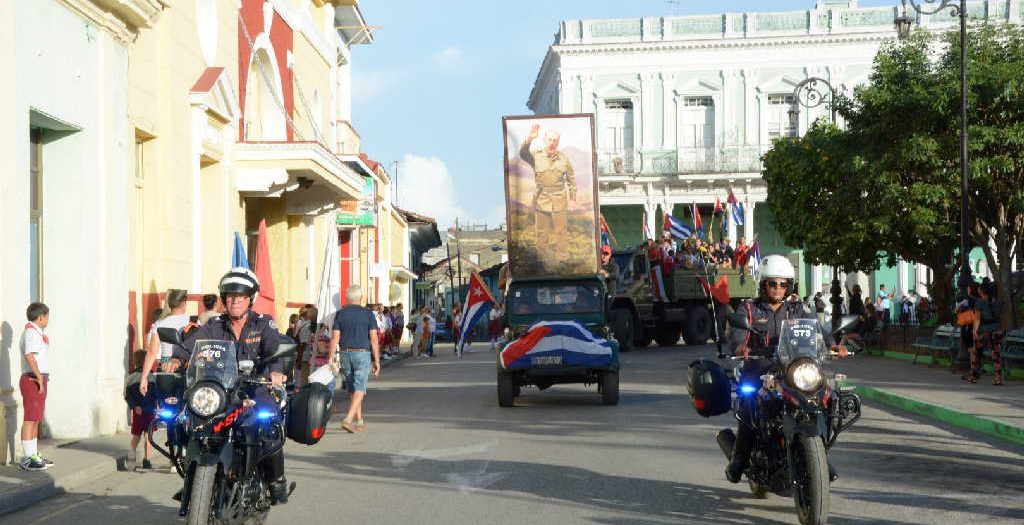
352, 0, 895, 230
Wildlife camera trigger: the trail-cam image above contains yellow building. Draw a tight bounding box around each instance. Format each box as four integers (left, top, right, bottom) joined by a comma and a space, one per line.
127, 0, 379, 350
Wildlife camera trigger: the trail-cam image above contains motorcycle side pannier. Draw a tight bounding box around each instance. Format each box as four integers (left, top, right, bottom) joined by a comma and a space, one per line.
286, 383, 332, 445
687, 359, 731, 417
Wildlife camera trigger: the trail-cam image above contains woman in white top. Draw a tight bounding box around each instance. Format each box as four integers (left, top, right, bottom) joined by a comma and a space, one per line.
140, 289, 192, 378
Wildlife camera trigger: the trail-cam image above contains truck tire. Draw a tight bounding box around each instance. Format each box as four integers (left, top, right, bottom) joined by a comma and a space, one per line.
682, 305, 713, 346
600, 372, 620, 405
654, 325, 680, 347
497, 373, 516, 407
609, 308, 634, 352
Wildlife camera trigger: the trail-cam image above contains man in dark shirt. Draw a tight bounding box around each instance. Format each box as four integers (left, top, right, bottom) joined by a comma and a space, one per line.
599, 245, 620, 295
328, 285, 380, 433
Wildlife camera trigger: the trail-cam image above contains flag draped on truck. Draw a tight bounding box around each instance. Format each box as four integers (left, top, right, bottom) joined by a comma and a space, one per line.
499, 321, 613, 369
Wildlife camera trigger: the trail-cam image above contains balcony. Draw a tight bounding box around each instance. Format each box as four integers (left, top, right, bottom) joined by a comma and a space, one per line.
234, 141, 365, 206
597, 145, 767, 177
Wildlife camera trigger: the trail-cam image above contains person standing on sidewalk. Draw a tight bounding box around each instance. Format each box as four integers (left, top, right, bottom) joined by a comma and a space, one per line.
966, 281, 1005, 385
328, 285, 380, 433
19, 302, 53, 471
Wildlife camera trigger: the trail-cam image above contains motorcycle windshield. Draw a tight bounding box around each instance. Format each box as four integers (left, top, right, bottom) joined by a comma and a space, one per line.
776, 319, 827, 366
186, 339, 239, 389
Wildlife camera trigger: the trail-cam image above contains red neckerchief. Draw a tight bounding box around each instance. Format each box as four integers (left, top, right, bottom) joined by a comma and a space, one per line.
25, 322, 49, 345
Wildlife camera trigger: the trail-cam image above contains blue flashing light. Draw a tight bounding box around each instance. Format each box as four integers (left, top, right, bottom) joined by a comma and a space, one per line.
739, 384, 758, 396
256, 410, 275, 421
158, 408, 176, 420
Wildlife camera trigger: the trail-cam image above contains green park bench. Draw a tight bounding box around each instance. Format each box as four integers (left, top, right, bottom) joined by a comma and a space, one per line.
911, 324, 960, 365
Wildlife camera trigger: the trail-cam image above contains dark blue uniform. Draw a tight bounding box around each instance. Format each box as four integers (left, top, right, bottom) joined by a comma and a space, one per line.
179, 312, 282, 376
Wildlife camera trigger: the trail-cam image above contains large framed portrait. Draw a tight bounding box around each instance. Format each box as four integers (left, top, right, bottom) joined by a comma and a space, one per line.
502, 114, 599, 277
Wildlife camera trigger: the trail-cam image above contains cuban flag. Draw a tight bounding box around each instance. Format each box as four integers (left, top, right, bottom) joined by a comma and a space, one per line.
663, 212, 693, 240
599, 214, 614, 247
458, 272, 495, 355
500, 321, 614, 370
727, 189, 744, 227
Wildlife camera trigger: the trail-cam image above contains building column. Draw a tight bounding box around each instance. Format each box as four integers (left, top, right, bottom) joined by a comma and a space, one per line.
743, 200, 755, 241
643, 201, 658, 241
916, 263, 931, 296
661, 72, 676, 148
897, 258, 909, 298
811, 264, 824, 296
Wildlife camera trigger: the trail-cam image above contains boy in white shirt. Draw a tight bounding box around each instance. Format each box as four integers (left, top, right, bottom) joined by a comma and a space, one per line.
20, 302, 53, 471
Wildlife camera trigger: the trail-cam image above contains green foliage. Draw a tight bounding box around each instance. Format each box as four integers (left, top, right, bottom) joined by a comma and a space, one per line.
763, 23, 1024, 323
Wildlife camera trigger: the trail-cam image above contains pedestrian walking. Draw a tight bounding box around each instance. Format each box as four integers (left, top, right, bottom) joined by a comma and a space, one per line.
966, 281, 1005, 385
489, 304, 504, 351
198, 293, 222, 324
19, 302, 53, 471
328, 285, 380, 433
391, 303, 405, 354
409, 307, 423, 357
140, 289, 192, 381
125, 351, 156, 470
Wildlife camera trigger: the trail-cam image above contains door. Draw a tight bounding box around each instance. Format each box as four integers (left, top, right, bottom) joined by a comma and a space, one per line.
680, 96, 715, 171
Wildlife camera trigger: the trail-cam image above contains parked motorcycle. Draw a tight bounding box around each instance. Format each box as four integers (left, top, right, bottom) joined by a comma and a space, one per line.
151, 328, 299, 525
710, 314, 861, 525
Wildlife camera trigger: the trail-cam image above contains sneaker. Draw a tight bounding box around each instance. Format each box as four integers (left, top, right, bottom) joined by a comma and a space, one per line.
38, 456, 55, 467
20, 456, 48, 471
141, 459, 153, 470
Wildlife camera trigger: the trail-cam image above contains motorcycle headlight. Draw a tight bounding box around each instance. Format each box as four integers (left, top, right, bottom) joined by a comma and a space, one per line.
189, 385, 224, 418
788, 359, 823, 392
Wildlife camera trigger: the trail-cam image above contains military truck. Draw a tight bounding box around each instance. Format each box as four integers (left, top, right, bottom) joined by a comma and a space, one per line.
607, 248, 758, 351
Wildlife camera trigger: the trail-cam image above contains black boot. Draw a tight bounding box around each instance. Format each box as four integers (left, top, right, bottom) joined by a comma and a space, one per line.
269, 479, 294, 505
725, 425, 754, 484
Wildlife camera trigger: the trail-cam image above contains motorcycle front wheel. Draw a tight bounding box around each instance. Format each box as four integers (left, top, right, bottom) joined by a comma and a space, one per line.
186, 465, 218, 525
791, 436, 830, 525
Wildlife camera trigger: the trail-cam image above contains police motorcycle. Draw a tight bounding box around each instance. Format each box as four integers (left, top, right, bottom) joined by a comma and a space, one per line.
690, 314, 862, 525
151, 328, 331, 525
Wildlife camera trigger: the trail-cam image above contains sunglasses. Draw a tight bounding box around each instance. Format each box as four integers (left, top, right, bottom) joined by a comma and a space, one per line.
766, 280, 790, 289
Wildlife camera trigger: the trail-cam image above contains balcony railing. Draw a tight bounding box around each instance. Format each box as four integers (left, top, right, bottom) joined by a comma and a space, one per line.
597, 145, 768, 176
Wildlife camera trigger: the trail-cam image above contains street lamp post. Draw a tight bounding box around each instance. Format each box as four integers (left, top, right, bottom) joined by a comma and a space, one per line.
789, 76, 843, 332
894, 0, 972, 369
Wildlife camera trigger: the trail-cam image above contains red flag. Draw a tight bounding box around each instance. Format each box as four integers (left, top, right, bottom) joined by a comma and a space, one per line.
697, 276, 731, 305
693, 203, 703, 233
252, 219, 276, 318
713, 196, 725, 215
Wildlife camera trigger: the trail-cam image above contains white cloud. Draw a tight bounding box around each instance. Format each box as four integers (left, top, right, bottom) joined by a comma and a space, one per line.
431, 46, 464, 69
395, 154, 467, 229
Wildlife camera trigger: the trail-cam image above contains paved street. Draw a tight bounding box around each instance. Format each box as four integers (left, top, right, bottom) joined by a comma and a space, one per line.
5, 343, 1023, 525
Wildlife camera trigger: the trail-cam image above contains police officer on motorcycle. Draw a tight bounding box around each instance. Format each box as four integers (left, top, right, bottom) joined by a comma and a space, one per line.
142, 267, 293, 504
724, 255, 843, 484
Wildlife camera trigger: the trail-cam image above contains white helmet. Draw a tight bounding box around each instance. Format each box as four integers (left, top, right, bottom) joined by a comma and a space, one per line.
757, 255, 796, 282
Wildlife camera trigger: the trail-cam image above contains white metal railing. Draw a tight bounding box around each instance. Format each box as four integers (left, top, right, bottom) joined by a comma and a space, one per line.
596, 145, 769, 176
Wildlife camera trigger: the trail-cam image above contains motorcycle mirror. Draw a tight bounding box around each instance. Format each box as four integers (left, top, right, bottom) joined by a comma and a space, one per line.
832, 315, 861, 335
156, 327, 183, 346
238, 359, 256, 374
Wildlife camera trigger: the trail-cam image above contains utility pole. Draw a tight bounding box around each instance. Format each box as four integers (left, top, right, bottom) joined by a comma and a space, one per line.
455, 217, 464, 300
445, 242, 456, 319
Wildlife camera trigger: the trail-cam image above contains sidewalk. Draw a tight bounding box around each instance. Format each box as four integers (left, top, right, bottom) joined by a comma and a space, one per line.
0, 348, 413, 517
834, 354, 1024, 447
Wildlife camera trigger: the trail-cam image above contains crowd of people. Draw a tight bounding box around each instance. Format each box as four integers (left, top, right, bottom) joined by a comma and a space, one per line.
646, 233, 754, 273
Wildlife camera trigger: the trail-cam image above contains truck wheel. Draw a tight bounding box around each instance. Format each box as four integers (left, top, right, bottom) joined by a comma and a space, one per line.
654, 325, 680, 347
600, 372, 620, 406
609, 308, 635, 352
682, 305, 713, 346
497, 373, 516, 407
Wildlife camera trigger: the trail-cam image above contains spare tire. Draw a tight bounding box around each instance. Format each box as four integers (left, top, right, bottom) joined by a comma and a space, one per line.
609, 308, 634, 352
682, 305, 713, 346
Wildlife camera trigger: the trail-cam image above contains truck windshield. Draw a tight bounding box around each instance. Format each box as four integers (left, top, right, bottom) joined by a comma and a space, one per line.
508, 283, 602, 315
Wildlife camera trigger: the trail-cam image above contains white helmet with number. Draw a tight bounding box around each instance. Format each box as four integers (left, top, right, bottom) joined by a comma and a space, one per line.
757, 255, 796, 282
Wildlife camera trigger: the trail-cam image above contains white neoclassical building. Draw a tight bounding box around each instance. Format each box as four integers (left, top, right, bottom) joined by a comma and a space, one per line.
528, 0, 1019, 299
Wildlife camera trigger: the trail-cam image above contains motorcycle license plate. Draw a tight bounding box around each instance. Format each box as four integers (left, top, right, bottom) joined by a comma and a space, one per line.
531, 356, 562, 366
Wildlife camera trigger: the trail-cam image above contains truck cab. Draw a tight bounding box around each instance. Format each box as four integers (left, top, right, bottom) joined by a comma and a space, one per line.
497, 275, 620, 406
